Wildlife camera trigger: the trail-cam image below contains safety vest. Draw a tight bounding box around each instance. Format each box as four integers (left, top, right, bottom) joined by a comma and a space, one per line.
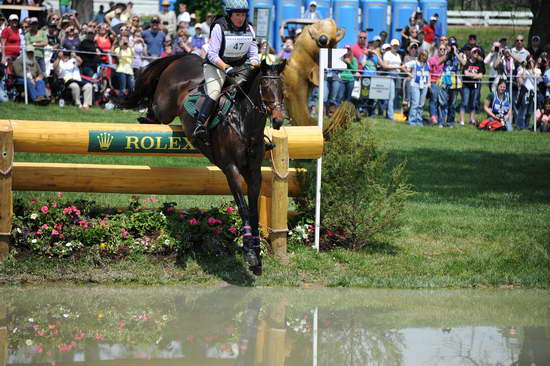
412, 61, 430, 88
491, 92, 510, 118
215, 17, 255, 67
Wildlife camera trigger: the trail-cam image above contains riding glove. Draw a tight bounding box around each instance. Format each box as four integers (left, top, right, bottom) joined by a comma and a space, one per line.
225, 66, 237, 78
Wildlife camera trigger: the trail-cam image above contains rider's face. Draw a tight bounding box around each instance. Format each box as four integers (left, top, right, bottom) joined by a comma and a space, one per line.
230, 11, 247, 28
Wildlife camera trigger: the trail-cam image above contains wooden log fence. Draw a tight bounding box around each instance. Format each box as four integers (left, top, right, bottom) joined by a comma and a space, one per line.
0, 120, 324, 260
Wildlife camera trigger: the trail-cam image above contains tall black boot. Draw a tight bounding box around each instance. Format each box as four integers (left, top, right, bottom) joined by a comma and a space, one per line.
193, 96, 217, 144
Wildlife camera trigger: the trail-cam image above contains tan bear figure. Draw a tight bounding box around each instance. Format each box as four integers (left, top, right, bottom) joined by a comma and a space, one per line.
282, 19, 345, 126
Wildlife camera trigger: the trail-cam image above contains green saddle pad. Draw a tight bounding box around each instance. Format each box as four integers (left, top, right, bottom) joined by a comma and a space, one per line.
183, 90, 236, 130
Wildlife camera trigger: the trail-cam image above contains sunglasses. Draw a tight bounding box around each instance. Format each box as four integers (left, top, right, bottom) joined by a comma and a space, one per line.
516, 39, 524, 42
358, 36, 366, 39
439, 48, 446, 51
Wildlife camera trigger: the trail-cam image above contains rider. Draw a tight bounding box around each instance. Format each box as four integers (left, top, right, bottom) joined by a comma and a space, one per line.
192, 0, 260, 141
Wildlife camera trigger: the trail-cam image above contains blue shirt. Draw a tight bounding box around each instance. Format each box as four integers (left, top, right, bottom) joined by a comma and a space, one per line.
142, 29, 166, 57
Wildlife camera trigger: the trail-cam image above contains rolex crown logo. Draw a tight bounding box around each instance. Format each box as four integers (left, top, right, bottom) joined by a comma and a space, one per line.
97, 132, 114, 150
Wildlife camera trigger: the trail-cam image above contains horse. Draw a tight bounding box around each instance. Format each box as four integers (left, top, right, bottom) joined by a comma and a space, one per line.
117, 54, 286, 275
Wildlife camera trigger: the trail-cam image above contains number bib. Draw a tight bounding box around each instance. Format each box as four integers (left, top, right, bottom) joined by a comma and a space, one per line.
223, 33, 253, 59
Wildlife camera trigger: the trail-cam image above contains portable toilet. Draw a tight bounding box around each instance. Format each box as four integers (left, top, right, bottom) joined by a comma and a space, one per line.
360, 0, 388, 40
333, 0, 360, 46
273, 0, 302, 51
420, 0, 447, 36
390, 0, 418, 41
249, 0, 276, 46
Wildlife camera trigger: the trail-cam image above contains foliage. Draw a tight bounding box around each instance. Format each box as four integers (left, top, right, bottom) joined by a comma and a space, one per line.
10, 194, 242, 260
175, 0, 224, 20
293, 120, 413, 250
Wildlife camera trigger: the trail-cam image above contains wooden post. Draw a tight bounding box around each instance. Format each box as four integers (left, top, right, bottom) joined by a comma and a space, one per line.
269, 129, 288, 263
265, 302, 287, 366
0, 123, 13, 260
258, 195, 271, 237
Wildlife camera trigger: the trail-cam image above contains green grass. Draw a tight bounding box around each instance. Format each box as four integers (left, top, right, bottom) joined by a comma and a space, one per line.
448, 26, 530, 53
1, 88, 550, 288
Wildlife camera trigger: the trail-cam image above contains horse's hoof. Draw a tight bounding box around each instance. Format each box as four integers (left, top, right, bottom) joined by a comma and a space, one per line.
243, 248, 259, 268
250, 265, 262, 276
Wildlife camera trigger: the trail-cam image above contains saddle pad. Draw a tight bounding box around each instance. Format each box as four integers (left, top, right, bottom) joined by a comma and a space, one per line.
183, 90, 236, 130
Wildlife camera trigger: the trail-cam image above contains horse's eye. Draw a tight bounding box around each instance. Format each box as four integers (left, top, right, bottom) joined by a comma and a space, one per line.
2, 152, 7, 158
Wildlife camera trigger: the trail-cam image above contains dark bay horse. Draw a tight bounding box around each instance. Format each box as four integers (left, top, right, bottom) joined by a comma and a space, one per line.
118, 54, 286, 275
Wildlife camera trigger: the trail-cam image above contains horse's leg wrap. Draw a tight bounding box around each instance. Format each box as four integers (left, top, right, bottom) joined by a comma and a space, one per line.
242, 225, 260, 269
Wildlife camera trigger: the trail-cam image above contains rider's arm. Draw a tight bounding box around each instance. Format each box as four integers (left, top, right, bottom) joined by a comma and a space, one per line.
246, 26, 259, 66
207, 24, 229, 71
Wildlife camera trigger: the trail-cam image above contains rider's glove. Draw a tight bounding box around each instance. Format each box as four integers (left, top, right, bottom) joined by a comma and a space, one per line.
225, 66, 237, 78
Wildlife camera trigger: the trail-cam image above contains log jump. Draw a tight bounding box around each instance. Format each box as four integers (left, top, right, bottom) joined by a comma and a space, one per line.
0, 120, 324, 259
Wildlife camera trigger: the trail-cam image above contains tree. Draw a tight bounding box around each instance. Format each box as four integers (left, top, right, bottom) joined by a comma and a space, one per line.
72, 0, 94, 23
528, 0, 550, 50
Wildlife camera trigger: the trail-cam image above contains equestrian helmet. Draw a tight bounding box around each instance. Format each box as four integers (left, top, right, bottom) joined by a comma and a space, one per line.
225, 0, 249, 13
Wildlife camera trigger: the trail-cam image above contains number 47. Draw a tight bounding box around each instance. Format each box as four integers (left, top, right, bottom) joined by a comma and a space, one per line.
233, 43, 244, 50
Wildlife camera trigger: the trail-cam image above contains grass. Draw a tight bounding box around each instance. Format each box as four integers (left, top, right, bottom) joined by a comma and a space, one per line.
448, 26, 530, 52
1, 74, 549, 288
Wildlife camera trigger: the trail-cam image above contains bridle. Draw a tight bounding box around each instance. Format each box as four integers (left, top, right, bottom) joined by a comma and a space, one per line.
236, 74, 285, 117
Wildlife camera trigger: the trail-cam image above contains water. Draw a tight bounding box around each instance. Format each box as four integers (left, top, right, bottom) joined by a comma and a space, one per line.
1, 287, 549, 365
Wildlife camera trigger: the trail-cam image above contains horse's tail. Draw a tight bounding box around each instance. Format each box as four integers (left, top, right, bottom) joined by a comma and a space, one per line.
115, 54, 187, 109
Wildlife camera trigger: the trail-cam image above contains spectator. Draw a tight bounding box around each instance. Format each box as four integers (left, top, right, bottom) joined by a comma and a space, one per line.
121, 2, 134, 23
460, 47, 485, 125
428, 43, 446, 125
511, 35, 530, 65
110, 7, 124, 28
535, 97, 550, 132
543, 54, 550, 97
483, 79, 511, 131
278, 38, 293, 60
95, 24, 113, 65
528, 35, 543, 60
382, 39, 404, 120
422, 16, 436, 52
499, 37, 508, 49
114, 36, 134, 94
131, 34, 147, 76
62, 25, 80, 51
25, 17, 47, 72
189, 24, 205, 51
379, 31, 388, 44
159, 0, 177, 35
199, 12, 214, 39
59, 0, 72, 16
402, 27, 419, 51
302, 1, 321, 20
402, 42, 419, 111
494, 47, 515, 92
53, 50, 93, 109
129, 15, 141, 32
404, 49, 430, 126
77, 29, 100, 77
516, 55, 539, 130
432, 13, 443, 42
172, 28, 191, 54
350, 31, 368, 68
13, 46, 49, 103
437, 39, 466, 127
94, 5, 105, 24
142, 17, 165, 58
401, 14, 420, 46
461, 34, 485, 58
484, 42, 500, 92
1, 14, 21, 63
339, 44, 358, 102
177, 3, 190, 25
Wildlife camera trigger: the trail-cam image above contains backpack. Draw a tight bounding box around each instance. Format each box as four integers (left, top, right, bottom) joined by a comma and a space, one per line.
478, 119, 506, 131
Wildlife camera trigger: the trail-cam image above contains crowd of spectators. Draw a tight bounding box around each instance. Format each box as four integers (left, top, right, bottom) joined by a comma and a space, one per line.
0, 0, 211, 108
1, 2, 549, 131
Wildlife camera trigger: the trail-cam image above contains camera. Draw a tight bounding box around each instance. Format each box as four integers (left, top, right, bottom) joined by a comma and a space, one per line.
494, 46, 499, 52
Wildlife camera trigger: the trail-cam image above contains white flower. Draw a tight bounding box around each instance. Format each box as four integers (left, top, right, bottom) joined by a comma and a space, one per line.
30, 213, 38, 220
160, 212, 166, 219
16, 228, 21, 234
28, 318, 34, 323
31, 239, 37, 244
25, 339, 33, 346
12, 327, 18, 333
63, 314, 69, 318
164, 239, 170, 245
66, 242, 72, 247
162, 315, 168, 321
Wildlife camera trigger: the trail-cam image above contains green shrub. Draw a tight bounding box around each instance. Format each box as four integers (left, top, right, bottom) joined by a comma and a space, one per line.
294, 120, 413, 250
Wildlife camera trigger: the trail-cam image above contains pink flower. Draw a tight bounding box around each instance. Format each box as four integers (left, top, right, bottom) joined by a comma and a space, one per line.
207, 217, 217, 225
57, 192, 63, 199
79, 220, 89, 229
213, 229, 222, 235
99, 219, 108, 226
36, 330, 46, 336
51, 230, 59, 236
51, 202, 58, 208
35, 345, 44, 353
36, 230, 43, 236
54, 223, 63, 231
48, 324, 56, 329
95, 334, 104, 340
32, 324, 39, 330
41, 224, 49, 229
30, 198, 38, 204
131, 195, 140, 201
40, 206, 49, 214
120, 229, 129, 238
143, 199, 149, 205
226, 206, 235, 213
59, 234, 64, 239
228, 227, 238, 234
188, 218, 199, 225
50, 360, 56, 366
166, 207, 175, 214
149, 196, 158, 203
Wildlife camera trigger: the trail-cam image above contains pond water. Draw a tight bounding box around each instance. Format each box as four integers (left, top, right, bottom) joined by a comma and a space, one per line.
0, 287, 549, 365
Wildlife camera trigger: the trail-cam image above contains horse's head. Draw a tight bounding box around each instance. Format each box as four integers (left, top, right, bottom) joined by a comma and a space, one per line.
259, 58, 286, 130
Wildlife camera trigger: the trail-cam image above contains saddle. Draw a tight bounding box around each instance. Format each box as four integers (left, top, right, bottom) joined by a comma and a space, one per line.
183, 86, 237, 131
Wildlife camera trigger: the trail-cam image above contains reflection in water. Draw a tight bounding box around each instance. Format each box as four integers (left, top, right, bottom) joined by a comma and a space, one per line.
0, 287, 549, 365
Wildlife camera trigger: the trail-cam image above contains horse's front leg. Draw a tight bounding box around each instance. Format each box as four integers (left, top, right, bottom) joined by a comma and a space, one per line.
244, 166, 263, 275
222, 164, 261, 274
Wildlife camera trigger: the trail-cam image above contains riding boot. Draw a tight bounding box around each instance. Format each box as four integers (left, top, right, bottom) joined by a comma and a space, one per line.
193, 96, 217, 144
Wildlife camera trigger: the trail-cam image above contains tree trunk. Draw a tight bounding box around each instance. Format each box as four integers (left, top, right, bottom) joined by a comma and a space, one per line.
529, 0, 550, 51
73, 0, 94, 23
